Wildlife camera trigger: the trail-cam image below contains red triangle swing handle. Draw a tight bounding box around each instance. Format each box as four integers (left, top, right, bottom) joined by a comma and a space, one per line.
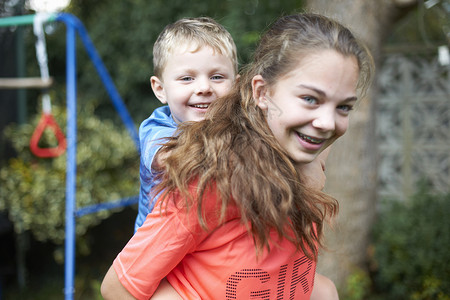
30, 113, 67, 158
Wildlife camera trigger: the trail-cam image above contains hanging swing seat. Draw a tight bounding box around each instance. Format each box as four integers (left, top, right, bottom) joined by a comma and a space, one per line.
0, 77, 53, 89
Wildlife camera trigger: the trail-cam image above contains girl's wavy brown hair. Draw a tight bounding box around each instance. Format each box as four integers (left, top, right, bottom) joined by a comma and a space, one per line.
152, 13, 374, 260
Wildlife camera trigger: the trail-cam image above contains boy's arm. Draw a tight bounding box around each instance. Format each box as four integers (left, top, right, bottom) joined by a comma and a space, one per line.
140, 106, 177, 172
302, 148, 339, 300
150, 278, 183, 300
101, 266, 182, 300
311, 273, 339, 300
135, 106, 177, 231
101, 266, 137, 300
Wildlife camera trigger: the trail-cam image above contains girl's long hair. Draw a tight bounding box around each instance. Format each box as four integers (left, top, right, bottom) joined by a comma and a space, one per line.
154, 87, 337, 260
152, 13, 374, 260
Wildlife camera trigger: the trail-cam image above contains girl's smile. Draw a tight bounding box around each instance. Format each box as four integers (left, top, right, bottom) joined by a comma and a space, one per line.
253, 49, 359, 164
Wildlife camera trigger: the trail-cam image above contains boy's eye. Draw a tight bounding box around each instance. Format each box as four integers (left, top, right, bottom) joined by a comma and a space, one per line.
180, 76, 193, 81
211, 75, 224, 80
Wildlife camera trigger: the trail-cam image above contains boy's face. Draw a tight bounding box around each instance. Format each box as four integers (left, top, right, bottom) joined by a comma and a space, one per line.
151, 45, 236, 124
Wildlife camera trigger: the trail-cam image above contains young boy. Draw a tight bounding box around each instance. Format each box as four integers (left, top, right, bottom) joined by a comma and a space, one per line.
134, 17, 239, 232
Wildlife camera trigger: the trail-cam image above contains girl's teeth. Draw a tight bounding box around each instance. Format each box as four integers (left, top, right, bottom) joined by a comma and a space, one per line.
298, 133, 322, 144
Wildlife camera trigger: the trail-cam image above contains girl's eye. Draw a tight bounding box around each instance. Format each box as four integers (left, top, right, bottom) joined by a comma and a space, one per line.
337, 104, 354, 113
301, 96, 318, 105
180, 77, 193, 81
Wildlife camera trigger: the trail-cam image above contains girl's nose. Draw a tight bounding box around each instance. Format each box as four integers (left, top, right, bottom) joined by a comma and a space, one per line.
312, 109, 336, 132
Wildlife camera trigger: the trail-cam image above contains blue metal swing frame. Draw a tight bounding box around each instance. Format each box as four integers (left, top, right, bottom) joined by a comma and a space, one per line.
0, 13, 140, 300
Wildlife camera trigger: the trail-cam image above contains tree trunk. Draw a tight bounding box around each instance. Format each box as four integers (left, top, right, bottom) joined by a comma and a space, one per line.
304, 0, 418, 289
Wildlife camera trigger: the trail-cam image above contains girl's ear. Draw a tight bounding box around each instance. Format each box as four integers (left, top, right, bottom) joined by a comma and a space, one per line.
252, 75, 268, 110
150, 76, 167, 104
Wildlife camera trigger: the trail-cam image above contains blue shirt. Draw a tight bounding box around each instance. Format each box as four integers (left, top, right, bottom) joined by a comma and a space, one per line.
134, 105, 177, 232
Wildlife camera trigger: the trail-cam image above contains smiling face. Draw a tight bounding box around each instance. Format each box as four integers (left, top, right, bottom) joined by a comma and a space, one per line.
151, 44, 236, 124
253, 50, 359, 164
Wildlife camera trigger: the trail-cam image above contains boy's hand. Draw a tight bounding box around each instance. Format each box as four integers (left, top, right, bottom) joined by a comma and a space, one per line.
301, 147, 331, 191
152, 150, 172, 170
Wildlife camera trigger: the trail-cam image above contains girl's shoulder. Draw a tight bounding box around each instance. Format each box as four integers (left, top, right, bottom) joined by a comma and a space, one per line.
159, 180, 241, 234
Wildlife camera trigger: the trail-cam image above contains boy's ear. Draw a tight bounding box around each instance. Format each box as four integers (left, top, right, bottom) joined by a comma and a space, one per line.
252, 75, 268, 110
150, 76, 167, 104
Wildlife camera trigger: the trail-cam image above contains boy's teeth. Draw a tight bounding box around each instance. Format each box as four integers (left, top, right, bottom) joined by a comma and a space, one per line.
193, 104, 209, 108
298, 133, 322, 144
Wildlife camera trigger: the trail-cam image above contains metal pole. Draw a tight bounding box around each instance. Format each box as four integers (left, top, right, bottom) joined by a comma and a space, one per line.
0, 13, 139, 298
15, 1, 27, 125
64, 22, 77, 300
57, 13, 139, 149
14, 1, 28, 291
0, 14, 56, 27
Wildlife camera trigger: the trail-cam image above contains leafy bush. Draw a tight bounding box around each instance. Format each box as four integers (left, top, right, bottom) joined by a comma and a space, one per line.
372, 183, 450, 299
341, 267, 372, 300
0, 101, 139, 245
44, 0, 302, 122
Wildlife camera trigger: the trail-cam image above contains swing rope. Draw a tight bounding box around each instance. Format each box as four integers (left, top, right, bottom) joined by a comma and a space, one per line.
29, 13, 67, 158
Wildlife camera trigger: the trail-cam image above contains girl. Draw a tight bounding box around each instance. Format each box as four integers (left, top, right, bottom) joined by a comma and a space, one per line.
102, 13, 373, 299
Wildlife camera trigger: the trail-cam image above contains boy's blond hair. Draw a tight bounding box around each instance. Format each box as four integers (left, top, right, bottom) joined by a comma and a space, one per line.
153, 17, 238, 78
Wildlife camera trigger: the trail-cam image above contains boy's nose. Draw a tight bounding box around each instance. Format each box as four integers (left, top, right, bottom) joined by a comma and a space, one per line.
195, 78, 213, 95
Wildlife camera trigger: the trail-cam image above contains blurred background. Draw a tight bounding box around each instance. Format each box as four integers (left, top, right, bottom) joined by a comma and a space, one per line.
0, 0, 449, 299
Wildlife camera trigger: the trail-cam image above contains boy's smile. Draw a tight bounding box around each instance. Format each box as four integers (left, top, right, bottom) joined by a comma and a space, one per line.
151, 45, 236, 124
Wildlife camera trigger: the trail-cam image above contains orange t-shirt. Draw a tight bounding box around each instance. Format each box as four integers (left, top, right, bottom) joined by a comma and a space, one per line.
113, 186, 316, 299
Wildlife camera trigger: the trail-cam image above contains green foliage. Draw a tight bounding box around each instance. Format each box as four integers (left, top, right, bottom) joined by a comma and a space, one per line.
2, 0, 303, 260
371, 183, 450, 299
0, 100, 139, 245
341, 268, 372, 300
44, 0, 303, 122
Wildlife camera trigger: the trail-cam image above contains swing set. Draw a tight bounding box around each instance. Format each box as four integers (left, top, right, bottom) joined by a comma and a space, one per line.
0, 13, 140, 300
